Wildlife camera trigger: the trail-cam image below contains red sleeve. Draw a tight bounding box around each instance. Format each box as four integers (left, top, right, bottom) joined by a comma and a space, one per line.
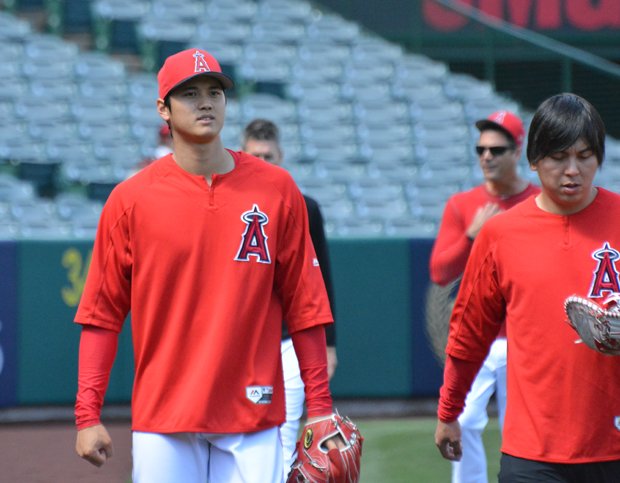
74, 325, 118, 430
446, 232, 504, 360
429, 198, 473, 286
276, 184, 333, 334
291, 324, 333, 418
437, 355, 482, 423
74, 189, 132, 332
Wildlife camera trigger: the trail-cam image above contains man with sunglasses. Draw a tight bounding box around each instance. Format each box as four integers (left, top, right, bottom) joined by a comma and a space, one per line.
429, 110, 539, 483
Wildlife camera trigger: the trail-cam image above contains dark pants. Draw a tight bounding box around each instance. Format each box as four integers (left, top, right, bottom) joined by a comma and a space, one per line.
499, 453, 620, 483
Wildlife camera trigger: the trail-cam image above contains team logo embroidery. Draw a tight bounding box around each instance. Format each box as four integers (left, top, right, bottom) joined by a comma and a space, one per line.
303, 428, 314, 449
235, 204, 271, 264
193, 50, 211, 73
246, 386, 273, 404
490, 111, 507, 124
589, 242, 620, 298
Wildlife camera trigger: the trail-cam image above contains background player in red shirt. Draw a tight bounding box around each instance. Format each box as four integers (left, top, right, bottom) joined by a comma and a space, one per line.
429, 110, 539, 483
435, 93, 620, 481
241, 118, 338, 477
73, 48, 339, 482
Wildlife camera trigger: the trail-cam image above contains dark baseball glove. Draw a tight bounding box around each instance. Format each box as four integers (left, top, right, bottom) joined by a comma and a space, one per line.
564, 294, 620, 355
286, 412, 363, 483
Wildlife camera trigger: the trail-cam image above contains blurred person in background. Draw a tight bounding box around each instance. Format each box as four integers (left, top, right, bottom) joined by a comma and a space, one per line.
242, 118, 338, 478
154, 123, 173, 159
430, 110, 539, 483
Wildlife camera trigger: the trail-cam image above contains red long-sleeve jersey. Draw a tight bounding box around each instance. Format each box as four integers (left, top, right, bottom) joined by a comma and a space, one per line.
75, 152, 333, 434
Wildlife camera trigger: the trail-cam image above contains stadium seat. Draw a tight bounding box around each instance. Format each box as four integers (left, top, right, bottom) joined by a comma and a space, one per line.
55, 191, 94, 220
91, 0, 150, 53
0, 173, 36, 203
13, 97, 71, 123
149, 0, 206, 22
28, 120, 80, 143
348, 179, 405, 202
74, 51, 127, 81
335, 218, 384, 238
29, 79, 78, 100
255, 0, 313, 25
71, 100, 128, 124
46, 0, 94, 35
192, 22, 251, 47
249, 21, 306, 45
384, 218, 437, 238
204, 0, 257, 24
306, 13, 360, 45
0, 11, 33, 41
70, 207, 102, 238
15, 158, 61, 197
138, 17, 197, 72
296, 180, 348, 205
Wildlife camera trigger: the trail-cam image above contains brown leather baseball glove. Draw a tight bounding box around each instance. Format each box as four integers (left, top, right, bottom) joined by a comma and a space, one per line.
286, 412, 363, 483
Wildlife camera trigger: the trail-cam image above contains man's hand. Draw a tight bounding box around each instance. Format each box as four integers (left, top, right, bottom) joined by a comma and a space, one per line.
76, 424, 113, 467
435, 419, 462, 461
466, 202, 502, 240
326, 346, 338, 381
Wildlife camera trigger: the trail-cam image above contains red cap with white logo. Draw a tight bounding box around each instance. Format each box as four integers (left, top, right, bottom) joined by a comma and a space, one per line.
475, 111, 525, 147
157, 48, 234, 99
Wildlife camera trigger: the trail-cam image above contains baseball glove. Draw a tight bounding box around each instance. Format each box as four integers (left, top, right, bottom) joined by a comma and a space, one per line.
286, 412, 363, 483
564, 294, 620, 355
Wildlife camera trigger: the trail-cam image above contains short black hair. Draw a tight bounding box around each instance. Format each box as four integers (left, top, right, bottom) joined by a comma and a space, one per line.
242, 119, 280, 145
527, 93, 605, 166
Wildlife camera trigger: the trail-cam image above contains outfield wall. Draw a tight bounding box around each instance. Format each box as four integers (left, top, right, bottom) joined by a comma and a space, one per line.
0, 238, 444, 407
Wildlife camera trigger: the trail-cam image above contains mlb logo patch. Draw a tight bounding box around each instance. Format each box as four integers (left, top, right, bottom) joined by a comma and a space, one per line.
615, 416, 620, 431
246, 385, 273, 404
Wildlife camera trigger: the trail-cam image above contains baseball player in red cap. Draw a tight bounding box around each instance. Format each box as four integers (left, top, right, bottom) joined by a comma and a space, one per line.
435, 93, 620, 481
430, 110, 539, 483
73, 48, 338, 482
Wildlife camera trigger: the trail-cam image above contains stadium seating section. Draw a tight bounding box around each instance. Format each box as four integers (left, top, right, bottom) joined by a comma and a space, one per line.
1, 0, 618, 239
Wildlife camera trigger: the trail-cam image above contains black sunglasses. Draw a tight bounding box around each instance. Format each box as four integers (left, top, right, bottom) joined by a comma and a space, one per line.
475, 145, 513, 157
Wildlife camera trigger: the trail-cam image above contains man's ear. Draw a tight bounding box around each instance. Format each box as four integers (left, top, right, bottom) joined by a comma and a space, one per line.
156, 98, 170, 123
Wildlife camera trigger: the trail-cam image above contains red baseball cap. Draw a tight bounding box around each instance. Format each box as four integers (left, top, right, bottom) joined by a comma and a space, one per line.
157, 48, 234, 99
475, 111, 525, 147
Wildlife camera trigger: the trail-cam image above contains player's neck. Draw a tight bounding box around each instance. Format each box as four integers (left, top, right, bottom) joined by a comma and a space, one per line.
486, 176, 528, 198
172, 138, 234, 180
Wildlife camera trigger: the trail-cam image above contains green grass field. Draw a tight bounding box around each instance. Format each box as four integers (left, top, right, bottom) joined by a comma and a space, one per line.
357, 417, 501, 483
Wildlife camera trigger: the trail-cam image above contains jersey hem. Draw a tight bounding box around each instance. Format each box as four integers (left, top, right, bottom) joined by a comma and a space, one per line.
501, 449, 620, 464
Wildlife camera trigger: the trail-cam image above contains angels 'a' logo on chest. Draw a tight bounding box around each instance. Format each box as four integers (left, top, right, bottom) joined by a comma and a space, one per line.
234, 204, 271, 264
589, 242, 620, 298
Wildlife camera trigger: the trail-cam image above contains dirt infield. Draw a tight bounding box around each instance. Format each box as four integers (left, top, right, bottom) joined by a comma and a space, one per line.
0, 399, 442, 482
1, 421, 132, 483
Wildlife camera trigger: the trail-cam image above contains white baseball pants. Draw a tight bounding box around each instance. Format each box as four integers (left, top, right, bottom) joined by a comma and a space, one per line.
132, 426, 283, 483
452, 338, 507, 483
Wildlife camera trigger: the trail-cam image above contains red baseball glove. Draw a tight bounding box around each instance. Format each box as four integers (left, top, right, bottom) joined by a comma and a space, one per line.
287, 412, 363, 483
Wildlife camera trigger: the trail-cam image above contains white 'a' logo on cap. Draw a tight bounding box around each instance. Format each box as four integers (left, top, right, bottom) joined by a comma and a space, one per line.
193, 50, 211, 73
492, 111, 507, 123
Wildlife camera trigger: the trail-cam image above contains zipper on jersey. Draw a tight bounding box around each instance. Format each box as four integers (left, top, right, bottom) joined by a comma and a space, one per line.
562, 215, 570, 246
208, 175, 217, 206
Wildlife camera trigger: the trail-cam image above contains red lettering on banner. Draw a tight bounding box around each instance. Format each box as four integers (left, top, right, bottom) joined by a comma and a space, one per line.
422, 0, 471, 31
566, 0, 620, 30
422, 0, 618, 31
480, 0, 502, 20
507, 0, 562, 28
533, 0, 562, 29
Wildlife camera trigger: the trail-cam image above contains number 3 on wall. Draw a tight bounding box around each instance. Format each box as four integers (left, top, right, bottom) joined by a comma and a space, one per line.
61, 248, 93, 307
